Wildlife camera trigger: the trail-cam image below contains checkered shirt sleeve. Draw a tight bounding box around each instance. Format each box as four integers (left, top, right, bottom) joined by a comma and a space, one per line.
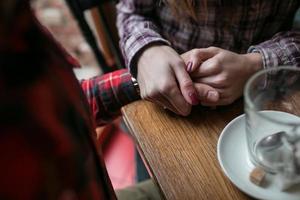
116, 0, 170, 76
248, 31, 300, 69
80, 69, 140, 126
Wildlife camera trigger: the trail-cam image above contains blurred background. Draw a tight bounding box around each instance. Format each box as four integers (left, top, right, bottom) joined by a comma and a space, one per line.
32, 0, 137, 190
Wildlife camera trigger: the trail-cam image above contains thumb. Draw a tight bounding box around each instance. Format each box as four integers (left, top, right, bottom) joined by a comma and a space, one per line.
194, 82, 220, 103
194, 48, 220, 76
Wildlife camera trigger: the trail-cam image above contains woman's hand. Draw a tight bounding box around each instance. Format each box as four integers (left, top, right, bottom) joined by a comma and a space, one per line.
182, 47, 263, 106
137, 45, 199, 116
181, 50, 220, 105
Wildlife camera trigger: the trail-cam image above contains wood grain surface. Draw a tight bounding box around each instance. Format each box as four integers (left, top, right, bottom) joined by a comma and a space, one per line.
122, 99, 255, 200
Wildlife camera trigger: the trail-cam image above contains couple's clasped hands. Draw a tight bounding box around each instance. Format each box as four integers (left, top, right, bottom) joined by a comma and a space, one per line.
137, 45, 262, 116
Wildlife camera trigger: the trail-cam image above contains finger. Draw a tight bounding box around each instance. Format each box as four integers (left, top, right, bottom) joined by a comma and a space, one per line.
162, 85, 192, 116
185, 61, 193, 73
200, 88, 236, 106
200, 91, 224, 106
183, 48, 218, 73
194, 82, 220, 103
194, 75, 227, 88
191, 58, 222, 78
142, 72, 192, 116
186, 60, 202, 73
173, 61, 200, 107
189, 48, 219, 62
187, 47, 221, 77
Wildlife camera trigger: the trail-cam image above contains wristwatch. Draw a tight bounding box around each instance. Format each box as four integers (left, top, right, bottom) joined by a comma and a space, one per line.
131, 77, 140, 95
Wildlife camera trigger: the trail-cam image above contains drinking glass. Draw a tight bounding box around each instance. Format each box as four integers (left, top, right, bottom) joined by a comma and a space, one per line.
244, 66, 300, 174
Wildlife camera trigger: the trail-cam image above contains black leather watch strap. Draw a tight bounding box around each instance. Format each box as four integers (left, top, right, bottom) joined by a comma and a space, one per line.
131, 77, 140, 95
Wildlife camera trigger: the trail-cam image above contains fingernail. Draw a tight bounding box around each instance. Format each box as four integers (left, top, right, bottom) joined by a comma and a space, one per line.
189, 92, 199, 105
207, 91, 219, 102
186, 61, 193, 72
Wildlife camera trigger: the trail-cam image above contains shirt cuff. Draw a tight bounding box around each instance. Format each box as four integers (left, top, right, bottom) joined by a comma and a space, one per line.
248, 42, 292, 70
121, 30, 170, 77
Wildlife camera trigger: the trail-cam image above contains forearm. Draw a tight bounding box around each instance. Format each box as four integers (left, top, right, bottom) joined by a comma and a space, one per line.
80, 69, 140, 126
248, 30, 300, 69
116, 0, 170, 76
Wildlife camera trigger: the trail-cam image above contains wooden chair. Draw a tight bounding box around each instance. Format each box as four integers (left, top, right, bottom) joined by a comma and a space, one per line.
65, 0, 124, 73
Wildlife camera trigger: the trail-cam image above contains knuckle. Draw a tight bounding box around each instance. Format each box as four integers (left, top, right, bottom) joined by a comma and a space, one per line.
171, 59, 185, 68
208, 46, 219, 51
181, 79, 194, 91
197, 88, 208, 99
191, 49, 200, 57
191, 54, 200, 61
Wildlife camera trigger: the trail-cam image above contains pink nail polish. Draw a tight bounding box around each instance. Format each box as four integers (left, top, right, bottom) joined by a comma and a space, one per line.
189, 92, 199, 105
186, 61, 193, 72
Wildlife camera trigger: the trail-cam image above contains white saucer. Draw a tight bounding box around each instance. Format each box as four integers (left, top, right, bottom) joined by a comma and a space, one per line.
217, 113, 300, 200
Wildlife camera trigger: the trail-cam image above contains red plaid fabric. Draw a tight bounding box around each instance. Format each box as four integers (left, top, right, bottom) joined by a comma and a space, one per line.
0, 2, 139, 200
81, 69, 139, 126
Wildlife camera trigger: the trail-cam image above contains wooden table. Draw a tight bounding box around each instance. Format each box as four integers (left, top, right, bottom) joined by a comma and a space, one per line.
122, 99, 254, 200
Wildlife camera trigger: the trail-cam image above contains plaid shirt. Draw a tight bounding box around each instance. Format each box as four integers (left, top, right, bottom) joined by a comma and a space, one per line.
81, 69, 139, 126
116, 0, 300, 76
0, 2, 139, 200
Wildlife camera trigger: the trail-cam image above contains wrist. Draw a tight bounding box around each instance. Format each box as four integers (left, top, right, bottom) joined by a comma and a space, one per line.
131, 42, 166, 77
137, 42, 168, 65
243, 53, 263, 75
